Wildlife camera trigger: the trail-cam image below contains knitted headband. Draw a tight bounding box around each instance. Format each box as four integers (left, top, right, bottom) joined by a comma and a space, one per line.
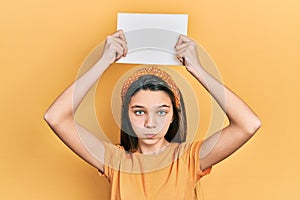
121, 66, 181, 108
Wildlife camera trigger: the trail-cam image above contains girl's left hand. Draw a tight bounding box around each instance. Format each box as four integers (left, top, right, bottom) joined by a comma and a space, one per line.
175, 35, 202, 74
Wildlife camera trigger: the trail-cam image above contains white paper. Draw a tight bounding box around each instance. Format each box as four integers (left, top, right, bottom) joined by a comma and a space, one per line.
117, 13, 188, 65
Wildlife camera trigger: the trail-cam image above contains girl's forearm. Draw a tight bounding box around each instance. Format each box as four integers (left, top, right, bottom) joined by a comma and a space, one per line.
190, 65, 261, 134
44, 58, 110, 124
72, 59, 110, 111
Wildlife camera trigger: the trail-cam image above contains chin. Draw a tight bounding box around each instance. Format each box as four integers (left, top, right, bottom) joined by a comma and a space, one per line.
139, 137, 161, 145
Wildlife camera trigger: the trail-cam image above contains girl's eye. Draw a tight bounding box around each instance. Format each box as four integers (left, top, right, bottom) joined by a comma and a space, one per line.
134, 110, 144, 116
157, 110, 167, 116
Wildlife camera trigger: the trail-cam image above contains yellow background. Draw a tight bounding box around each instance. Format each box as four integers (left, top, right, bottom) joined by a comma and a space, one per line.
1, 0, 299, 199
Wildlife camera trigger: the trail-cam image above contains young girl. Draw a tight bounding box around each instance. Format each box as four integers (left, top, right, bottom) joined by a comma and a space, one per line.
44, 30, 261, 199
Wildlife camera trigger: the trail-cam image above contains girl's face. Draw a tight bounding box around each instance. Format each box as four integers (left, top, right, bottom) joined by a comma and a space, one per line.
128, 90, 174, 146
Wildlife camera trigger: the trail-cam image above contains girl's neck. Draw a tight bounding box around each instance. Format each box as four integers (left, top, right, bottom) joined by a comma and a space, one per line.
137, 139, 170, 155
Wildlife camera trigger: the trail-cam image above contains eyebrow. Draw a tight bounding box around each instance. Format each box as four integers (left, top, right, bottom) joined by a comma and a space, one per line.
130, 104, 171, 109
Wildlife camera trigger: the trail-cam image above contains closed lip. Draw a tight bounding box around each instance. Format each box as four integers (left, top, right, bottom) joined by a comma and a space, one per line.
144, 134, 157, 138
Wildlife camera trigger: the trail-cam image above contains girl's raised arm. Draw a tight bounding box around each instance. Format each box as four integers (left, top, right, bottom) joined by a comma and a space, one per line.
44, 30, 127, 171
175, 35, 261, 171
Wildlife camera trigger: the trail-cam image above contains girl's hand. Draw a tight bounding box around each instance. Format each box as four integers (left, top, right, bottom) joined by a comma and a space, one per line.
101, 30, 128, 65
175, 35, 202, 75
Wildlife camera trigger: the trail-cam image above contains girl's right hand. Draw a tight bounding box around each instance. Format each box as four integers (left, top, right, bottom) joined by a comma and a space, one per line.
101, 30, 128, 64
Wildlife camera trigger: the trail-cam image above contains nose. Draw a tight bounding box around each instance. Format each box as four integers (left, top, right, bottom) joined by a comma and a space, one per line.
144, 114, 156, 128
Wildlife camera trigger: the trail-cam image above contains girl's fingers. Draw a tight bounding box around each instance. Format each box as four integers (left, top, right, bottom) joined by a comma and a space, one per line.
101, 30, 128, 63
106, 37, 127, 57
112, 30, 128, 54
176, 40, 197, 57
114, 37, 128, 56
175, 35, 201, 68
176, 47, 188, 62
175, 35, 195, 62
111, 29, 125, 39
175, 42, 190, 51
116, 29, 127, 44
175, 34, 191, 46
115, 45, 124, 60
110, 37, 127, 56
176, 44, 199, 67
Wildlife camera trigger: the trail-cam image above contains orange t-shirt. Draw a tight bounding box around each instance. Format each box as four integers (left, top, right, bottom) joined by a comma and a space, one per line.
99, 141, 211, 200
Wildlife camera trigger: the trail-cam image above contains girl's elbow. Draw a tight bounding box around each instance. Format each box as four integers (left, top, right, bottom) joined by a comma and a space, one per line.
247, 117, 262, 135
43, 111, 57, 127
43, 109, 64, 128
43, 109, 74, 129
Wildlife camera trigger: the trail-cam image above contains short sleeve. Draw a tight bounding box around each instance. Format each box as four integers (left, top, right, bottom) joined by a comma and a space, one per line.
183, 141, 212, 182
97, 142, 124, 183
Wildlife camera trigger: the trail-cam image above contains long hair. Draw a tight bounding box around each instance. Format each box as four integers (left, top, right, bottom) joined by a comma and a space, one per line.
120, 74, 187, 152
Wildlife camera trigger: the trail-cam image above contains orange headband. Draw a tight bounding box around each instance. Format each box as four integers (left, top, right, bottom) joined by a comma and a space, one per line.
121, 66, 181, 108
